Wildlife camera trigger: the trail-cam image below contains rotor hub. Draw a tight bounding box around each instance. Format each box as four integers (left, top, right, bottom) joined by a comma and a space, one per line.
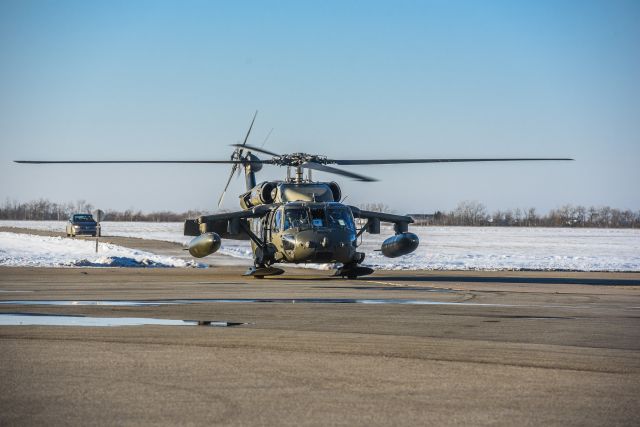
271, 153, 330, 167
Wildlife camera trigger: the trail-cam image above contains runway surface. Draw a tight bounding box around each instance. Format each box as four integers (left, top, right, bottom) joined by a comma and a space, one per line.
1, 232, 639, 426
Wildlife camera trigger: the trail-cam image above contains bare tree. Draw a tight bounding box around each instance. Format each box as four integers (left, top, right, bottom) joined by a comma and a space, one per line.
526, 207, 538, 226
452, 201, 488, 226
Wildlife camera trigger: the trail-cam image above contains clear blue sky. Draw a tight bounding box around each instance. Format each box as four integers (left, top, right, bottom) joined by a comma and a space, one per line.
1, 0, 638, 214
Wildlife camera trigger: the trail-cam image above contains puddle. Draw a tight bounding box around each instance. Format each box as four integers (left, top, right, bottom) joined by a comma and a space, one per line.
0, 313, 245, 328
316, 286, 455, 293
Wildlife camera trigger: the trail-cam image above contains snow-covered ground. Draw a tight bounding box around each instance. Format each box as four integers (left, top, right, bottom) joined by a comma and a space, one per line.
363, 226, 640, 272
1, 220, 639, 271
0, 231, 202, 268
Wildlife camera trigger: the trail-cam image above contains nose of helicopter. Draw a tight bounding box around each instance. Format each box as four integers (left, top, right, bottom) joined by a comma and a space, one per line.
292, 229, 355, 264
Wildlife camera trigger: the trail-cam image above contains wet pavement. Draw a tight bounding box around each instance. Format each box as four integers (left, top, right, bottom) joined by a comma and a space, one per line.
1, 266, 639, 426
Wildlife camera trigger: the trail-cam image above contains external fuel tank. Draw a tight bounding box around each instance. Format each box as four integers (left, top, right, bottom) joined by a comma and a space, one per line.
381, 233, 419, 258
188, 232, 222, 258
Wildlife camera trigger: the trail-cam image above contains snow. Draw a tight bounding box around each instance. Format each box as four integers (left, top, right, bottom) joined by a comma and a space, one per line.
360, 226, 640, 272
1, 220, 639, 271
0, 220, 252, 260
0, 232, 203, 268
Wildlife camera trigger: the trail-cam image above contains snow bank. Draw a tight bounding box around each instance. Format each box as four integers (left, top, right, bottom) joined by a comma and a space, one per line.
0, 232, 203, 268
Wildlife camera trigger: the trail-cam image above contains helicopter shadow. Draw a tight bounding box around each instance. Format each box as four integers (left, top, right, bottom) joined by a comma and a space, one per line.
262, 276, 343, 282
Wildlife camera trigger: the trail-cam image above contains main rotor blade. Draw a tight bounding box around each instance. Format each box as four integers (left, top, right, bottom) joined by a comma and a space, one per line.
260, 128, 274, 148
218, 164, 238, 208
301, 162, 377, 182
330, 158, 574, 165
230, 143, 280, 157
14, 160, 274, 164
240, 110, 258, 147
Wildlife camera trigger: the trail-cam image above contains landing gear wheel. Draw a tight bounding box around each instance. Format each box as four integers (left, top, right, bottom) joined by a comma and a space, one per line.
334, 264, 374, 279
243, 266, 284, 278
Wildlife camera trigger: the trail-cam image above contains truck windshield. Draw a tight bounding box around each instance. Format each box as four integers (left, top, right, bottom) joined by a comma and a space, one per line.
284, 208, 309, 230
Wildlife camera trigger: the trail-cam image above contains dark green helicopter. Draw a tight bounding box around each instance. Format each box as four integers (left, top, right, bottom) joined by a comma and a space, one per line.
15, 113, 572, 278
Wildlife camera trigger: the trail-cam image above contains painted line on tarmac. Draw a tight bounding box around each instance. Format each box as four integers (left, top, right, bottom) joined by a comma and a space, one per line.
0, 298, 602, 309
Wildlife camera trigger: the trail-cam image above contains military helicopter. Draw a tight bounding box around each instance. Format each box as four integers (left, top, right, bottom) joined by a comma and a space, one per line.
15, 113, 573, 278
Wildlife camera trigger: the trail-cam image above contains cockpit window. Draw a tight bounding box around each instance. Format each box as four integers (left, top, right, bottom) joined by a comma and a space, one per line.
284, 208, 309, 230
327, 207, 355, 231
310, 208, 325, 227
284, 206, 354, 230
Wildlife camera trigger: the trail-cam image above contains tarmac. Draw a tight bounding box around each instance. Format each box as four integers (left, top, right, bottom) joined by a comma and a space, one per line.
1, 230, 639, 426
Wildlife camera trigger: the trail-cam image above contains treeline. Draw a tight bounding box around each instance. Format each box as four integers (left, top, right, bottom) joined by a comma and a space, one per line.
0, 199, 208, 222
411, 201, 640, 228
2, 198, 639, 228
103, 209, 208, 222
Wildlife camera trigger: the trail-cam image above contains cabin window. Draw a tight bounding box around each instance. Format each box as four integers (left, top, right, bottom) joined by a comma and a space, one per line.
251, 217, 263, 237
273, 209, 282, 233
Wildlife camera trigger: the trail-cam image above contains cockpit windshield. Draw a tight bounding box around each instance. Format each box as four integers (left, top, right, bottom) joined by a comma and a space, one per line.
284, 208, 310, 230
283, 206, 355, 232
327, 207, 356, 232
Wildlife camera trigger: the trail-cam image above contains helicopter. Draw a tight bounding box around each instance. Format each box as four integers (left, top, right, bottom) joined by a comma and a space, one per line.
15, 113, 573, 278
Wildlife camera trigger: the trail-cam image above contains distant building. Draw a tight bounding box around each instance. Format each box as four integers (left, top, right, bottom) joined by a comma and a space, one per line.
408, 213, 438, 225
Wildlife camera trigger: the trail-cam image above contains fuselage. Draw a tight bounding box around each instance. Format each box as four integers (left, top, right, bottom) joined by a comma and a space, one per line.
251, 201, 359, 264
